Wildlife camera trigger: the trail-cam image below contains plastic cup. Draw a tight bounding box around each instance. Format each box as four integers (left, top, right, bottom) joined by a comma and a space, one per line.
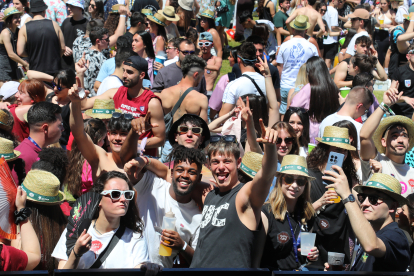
339, 37, 346, 46
328, 252, 345, 271
154, 55, 166, 75
379, 19, 384, 30
300, 232, 316, 256
328, 187, 341, 203
340, 87, 351, 98
308, 143, 317, 154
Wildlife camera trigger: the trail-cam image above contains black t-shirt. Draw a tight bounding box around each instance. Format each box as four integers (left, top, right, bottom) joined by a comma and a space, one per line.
260, 203, 314, 271
61, 17, 88, 70
131, 0, 159, 13
122, 31, 134, 45
309, 169, 352, 269
232, 63, 281, 89
46, 92, 71, 146
390, 63, 414, 118
352, 222, 410, 272
342, 58, 354, 82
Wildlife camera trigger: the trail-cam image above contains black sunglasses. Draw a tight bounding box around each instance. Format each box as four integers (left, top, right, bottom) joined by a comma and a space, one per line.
90, 4, 96, 8
210, 135, 238, 144
51, 81, 63, 91
112, 112, 133, 120
289, 106, 308, 114
283, 175, 307, 186
179, 50, 196, 55
357, 193, 384, 205
276, 137, 295, 145
320, 9, 327, 12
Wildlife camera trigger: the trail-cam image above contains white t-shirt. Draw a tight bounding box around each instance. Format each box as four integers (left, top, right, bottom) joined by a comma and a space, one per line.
323, 6, 339, 44
222, 72, 266, 105
396, 5, 409, 24
97, 75, 123, 95
135, 171, 202, 268
345, 31, 369, 56
276, 37, 318, 88
52, 224, 149, 268
318, 112, 362, 150
164, 56, 179, 67
20, 13, 31, 27
244, 19, 278, 56
361, 153, 414, 197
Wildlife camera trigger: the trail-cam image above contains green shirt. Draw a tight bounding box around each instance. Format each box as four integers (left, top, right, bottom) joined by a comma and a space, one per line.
273, 10, 289, 40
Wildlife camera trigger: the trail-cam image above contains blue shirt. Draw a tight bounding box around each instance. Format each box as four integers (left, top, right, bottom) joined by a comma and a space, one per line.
96, 58, 116, 83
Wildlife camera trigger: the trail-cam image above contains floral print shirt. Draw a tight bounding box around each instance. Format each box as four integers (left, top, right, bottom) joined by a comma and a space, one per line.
44, 0, 67, 26
83, 48, 107, 96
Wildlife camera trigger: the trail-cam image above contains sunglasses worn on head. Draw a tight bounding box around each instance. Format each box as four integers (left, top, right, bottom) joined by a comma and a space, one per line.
198, 42, 212, 47
112, 112, 133, 120
283, 175, 307, 186
210, 135, 238, 144
101, 189, 135, 200
289, 106, 308, 113
52, 81, 62, 91
179, 50, 196, 55
276, 137, 295, 145
357, 193, 384, 205
178, 125, 203, 136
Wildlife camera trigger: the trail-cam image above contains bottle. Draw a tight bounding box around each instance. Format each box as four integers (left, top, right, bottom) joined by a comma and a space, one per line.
159, 208, 176, 256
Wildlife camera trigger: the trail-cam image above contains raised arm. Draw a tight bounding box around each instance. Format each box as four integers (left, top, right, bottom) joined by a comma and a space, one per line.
205, 57, 223, 71
27, 70, 54, 82
109, 6, 127, 47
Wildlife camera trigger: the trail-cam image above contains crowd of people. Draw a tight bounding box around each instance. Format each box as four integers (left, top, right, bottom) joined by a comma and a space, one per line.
1, 0, 414, 273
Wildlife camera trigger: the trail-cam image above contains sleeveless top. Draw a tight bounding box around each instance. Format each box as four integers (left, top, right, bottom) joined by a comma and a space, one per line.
113, 86, 161, 157
0, 28, 18, 77
343, 58, 354, 82
9, 105, 29, 142
389, 26, 407, 79
260, 0, 273, 21
26, 19, 61, 75
190, 183, 257, 268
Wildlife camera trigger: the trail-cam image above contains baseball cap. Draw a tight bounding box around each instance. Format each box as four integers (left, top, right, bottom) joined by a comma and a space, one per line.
124, 56, 148, 72
199, 31, 213, 42
0, 81, 19, 100
348, 9, 370, 20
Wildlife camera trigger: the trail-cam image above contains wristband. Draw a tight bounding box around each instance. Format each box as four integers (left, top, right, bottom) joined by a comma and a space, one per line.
381, 102, 395, 115
181, 241, 187, 252
14, 207, 32, 225
72, 248, 83, 259
120, 15, 126, 18
379, 104, 387, 113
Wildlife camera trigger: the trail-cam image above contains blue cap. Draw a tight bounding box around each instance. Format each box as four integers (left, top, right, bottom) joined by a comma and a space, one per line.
199, 32, 213, 42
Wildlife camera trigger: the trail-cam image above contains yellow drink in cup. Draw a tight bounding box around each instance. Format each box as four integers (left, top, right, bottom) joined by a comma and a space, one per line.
333, 55, 339, 68
329, 187, 341, 203
379, 19, 384, 30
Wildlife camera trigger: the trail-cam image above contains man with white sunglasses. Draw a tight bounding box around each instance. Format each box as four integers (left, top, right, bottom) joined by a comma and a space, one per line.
198, 32, 222, 97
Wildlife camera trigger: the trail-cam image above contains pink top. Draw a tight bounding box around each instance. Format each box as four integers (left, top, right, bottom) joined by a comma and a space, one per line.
81, 161, 93, 194
290, 83, 320, 144
209, 74, 229, 111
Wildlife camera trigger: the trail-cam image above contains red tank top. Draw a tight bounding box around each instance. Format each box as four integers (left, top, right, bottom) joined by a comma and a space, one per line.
9, 105, 29, 142
113, 86, 161, 157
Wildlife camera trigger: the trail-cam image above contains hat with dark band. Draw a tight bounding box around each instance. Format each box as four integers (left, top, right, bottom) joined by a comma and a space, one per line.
147, 13, 167, 27
85, 99, 121, 119
240, 151, 263, 179
2, 7, 22, 21
275, 155, 315, 180
141, 9, 153, 16
158, 6, 180, 21
200, 9, 215, 19
289, 15, 311, 30
316, 126, 356, 151
109, 4, 125, 13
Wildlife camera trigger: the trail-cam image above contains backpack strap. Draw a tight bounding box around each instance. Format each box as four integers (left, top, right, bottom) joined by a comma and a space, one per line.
90, 225, 126, 268
241, 74, 265, 98
169, 87, 194, 119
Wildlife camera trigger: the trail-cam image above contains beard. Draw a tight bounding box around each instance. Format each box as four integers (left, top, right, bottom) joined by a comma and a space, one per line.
123, 77, 139, 88
172, 177, 195, 197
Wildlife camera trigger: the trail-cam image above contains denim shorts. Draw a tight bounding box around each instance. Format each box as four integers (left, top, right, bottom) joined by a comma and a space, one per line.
279, 87, 291, 115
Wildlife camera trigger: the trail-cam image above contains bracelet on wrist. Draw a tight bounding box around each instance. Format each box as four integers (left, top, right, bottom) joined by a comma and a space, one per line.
120, 14, 127, 17
72, 248, 83, 259
181, 241, 188, 252
379, 103, 387, 113
381, 102, 395, 115
14, 207, 32, 225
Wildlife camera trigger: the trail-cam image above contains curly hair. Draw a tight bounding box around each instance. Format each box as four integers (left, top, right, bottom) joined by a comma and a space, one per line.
103, 13, 119, 37
67, 118, 107, 197
168, 145, 206, 171
91, 171, 144, 235
181, 54, 207, 76
32, 147, 69, 185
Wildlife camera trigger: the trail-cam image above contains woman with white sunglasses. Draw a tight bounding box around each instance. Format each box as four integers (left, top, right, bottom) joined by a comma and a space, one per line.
53, 171, 160, 272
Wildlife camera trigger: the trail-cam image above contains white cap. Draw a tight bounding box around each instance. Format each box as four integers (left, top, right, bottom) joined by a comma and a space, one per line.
0, 81, 19, 100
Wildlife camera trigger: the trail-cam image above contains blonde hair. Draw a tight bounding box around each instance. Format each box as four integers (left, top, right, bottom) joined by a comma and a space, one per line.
267, 173, 315, 222
294, 63, 308, 90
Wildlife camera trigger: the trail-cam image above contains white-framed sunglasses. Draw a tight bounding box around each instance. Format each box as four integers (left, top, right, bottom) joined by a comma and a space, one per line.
198, 42, 212, 47
100, 189, 135, 200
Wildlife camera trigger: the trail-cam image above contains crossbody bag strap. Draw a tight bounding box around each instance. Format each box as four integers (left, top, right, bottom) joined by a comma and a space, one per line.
90, 225, 126, 268
241, 74, 265, 98
169, 87, 193, 118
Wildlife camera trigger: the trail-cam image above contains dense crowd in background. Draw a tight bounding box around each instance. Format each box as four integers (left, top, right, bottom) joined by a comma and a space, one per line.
0, 0, 414, 273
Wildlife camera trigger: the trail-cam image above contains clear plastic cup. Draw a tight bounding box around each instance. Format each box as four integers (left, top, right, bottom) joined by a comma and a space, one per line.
78, 88, 86, 99
300, 232, 316, 256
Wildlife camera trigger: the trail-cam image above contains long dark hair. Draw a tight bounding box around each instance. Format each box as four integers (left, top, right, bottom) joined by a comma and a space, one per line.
307, 57, 339, 123
333, 120, 359, 160
283, 107, 310, 147
137, 31, 155, 59
241, 94, 268, 137
201, 16, 216, 30
153, 23, 168, 50
340, 29, 357, 50
351, 53, 377, 74
92, 0, 104, 20
92, 171, 144, 235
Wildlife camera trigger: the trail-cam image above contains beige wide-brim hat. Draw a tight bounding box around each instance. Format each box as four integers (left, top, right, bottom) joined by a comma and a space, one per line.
200, 9, 215, 19
239, 152, 263, 179
158, 6, 180, 21
275, 154, 315, 180
178, 0, 194, 11
141, 8, 153, 16
0, 109, 13, 131
147, 13, 167, 27
2, 7, 22, 21
109, 4, 125, 13
0, 137, 20, 162
289, 15, 311, 30
354, 173, 408, 206
373, 115, 414, 154
315, 126, 356, 151
22, 170, 66, 205
84, 99, 121, 119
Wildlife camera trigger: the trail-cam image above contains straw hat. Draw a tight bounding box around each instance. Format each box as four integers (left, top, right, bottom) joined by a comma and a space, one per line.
141, 9, 153, 16
158, 6, 180, 21
316, 126, 356, 151
354, 173, 408, 206
178, 0, 194, 11
84, 99, 121, 119
22, 170, 65, 205
3, 7, 22, 21
0, 137, 20, 162
0, 109, 13, 131
199, 9, 215, 19
275, 155, 315, 180
147, 13, 167, 27
289, 15, 310, 31
239, 152, 263, 179
109, 4, 125, 13
372, 115, 414, 154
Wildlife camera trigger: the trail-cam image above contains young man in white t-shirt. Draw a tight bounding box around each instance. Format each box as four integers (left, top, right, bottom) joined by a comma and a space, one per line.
276, 15, 319, 116
124, 146, 207, 268
323, 0, 341, 68
344, 8, 370, 59
319, 86, 374, 150
360, 84, 414, 197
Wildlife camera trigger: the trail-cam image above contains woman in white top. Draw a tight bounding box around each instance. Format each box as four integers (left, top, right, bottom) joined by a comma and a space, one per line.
373, 0, 396, 65
53, 171, 154, 270
12, 0, 31, 27
148, 13, 168, 53
132, 31, 156, 85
